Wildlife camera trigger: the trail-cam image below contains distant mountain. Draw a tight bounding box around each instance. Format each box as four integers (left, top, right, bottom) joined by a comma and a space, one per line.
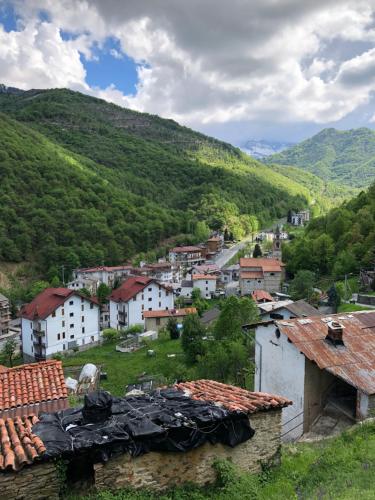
241, 139, 294, 159
266, 127, 375, 188
0, 86, 319, 274
0, 84, 25, 95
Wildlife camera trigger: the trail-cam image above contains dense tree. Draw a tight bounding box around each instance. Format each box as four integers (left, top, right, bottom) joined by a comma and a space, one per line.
97, 283, 111, 304
181, 314, 207, 364
253, 244, 262, 258
327, 285, 341, 313
214, 296, 259, 341
166, 317, 179, 340
0, 89, 320, 276
290, 270, 316, 301
1, 338, 17, 367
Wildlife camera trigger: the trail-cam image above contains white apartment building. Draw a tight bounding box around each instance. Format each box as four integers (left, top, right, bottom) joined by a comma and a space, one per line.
192, 275, 217, 299
109, 276, 174, 329
72, 265, 134, 288
20, 288, 100, 362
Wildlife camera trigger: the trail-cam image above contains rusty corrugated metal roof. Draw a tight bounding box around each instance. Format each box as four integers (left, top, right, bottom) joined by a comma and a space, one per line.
276, 310, 375, 395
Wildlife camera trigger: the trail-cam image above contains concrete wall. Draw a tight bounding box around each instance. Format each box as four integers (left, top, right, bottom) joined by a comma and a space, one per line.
94, 410, 282, 492
0, 463, 59, 500
255, 324, 305, 440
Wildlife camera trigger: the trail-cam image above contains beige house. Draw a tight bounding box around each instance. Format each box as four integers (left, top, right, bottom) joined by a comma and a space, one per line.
240, 258, 284, 295
143, 307, 197, 331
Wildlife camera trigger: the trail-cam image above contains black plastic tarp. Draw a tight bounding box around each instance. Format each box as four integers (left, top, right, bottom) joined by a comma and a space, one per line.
33, 389, 254, 462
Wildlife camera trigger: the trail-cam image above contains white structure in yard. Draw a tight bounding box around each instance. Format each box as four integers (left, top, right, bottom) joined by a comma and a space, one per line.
254, 310, 375, 441
20, 288, 100, 362
109, 276, 174, 329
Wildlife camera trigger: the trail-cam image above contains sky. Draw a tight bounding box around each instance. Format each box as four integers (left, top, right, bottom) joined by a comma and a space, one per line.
2, 1, 375, 145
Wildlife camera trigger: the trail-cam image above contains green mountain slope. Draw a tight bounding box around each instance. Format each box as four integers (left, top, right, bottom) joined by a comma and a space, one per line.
0, 87, 345, 275
266, 127, 375, 187
283, 182, 375, 277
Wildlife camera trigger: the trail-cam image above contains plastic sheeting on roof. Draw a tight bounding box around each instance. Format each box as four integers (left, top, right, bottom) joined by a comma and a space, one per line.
32, 389, 254, 462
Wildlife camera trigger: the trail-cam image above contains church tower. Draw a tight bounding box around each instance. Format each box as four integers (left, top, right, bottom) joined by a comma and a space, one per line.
272, 225, 282, 260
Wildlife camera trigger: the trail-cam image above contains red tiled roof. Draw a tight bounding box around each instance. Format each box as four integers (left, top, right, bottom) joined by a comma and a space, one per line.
276, 310, 375, 394
0, 361, 68, 413
240, 271, 264, 279
192, 274, 217, 280
109, 276, 155, 303
251, 290, 273, 302
143, 307, 197, 319
20, 288, 98, 320
240, 258, 282, 272
170, 246, 203, 253
0, 415, 46, 471
175, 380, 292, 413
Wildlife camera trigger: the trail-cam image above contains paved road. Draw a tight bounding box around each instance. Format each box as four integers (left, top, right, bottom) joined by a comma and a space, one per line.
214, 237, 253, 268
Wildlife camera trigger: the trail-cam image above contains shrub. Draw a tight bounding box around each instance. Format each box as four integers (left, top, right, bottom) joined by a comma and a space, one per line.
102, 328, 119, 344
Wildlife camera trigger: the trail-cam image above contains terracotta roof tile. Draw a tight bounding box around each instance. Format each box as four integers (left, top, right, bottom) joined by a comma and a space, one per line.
143, 307, 197, 318
175, 380, 292, 413
0, 415, 46, 471
251, 290, 273, 302
20, 287, 98, 320
192, 274, 217, 280
0, 361, 68, 413
240, 258, 282, 272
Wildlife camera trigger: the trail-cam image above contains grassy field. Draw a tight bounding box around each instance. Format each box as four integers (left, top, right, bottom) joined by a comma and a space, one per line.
338, 303, 372, 313
74, 421, 375, 499
63, 336, 193, 396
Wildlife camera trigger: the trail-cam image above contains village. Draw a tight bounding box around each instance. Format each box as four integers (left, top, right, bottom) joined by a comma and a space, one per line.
0, 207, 374, 498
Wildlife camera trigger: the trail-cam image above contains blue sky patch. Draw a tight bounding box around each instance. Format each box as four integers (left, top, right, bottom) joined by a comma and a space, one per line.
83, 37, 139, 95
0, 1, 18, 32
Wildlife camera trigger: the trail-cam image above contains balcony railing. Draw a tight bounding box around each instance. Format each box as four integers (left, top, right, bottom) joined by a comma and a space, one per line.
33, 329, 45, 336
33, 341, 46, 349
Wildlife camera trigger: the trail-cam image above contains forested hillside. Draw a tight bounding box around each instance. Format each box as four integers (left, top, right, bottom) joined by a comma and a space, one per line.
283, 183, 375, 277
266, 127, 375, 188
0, 87, 344, 276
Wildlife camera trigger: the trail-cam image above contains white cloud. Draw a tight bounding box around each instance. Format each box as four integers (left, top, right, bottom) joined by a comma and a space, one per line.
2, 0, 375, 130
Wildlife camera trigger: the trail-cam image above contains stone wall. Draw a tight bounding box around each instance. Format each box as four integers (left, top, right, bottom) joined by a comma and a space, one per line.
94, 409, 282, 492
0, 462, 59, 500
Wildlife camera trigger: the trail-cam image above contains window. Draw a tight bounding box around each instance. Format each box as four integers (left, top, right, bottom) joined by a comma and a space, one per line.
166, 291, 169, 296
62, 320, 65, 327
62, 332, 65, 339
156, 318, 161, 326
270, 272, 275, 276
148, 287, 152, 292
159, 291, 161, 298
82, 316, 84, 322
148, 298, 152, 302
142, 294, 144, 300
69, 300, 74, 305
82, 327, 85, 333
148, 307, 152, 311
206, 281, 208, 285
70, 334, 74, 339
69, 312, 74, 317
141, 305, 144, 311
70, 324, 74, 328
57, 333, 61, 340
52, 311, 56, 317
63, 344, 66, 350
61, 308, 64, 316
90, 303, 94, 309
133, 296, 136, 301
30, 322, 32, 328
81, 304, 84, 311
81, 297, 84, 303
159, 302, 161, 308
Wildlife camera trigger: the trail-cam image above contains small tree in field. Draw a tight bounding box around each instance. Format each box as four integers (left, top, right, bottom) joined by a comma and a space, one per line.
167, 317, 179, 340
252, 243, 262, 258
2, 338, 17, 367
181, 314, 206, 364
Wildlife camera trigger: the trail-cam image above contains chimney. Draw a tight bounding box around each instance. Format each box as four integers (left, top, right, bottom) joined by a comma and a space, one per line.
326, 321, 344, 346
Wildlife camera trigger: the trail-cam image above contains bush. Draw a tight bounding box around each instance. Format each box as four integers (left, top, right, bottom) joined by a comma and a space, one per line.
102, 328, 120, 344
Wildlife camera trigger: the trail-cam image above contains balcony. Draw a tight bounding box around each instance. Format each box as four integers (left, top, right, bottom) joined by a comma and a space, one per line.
33, 328, 45, 337
33, 341, 46, 349
34, 353, 46, 361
